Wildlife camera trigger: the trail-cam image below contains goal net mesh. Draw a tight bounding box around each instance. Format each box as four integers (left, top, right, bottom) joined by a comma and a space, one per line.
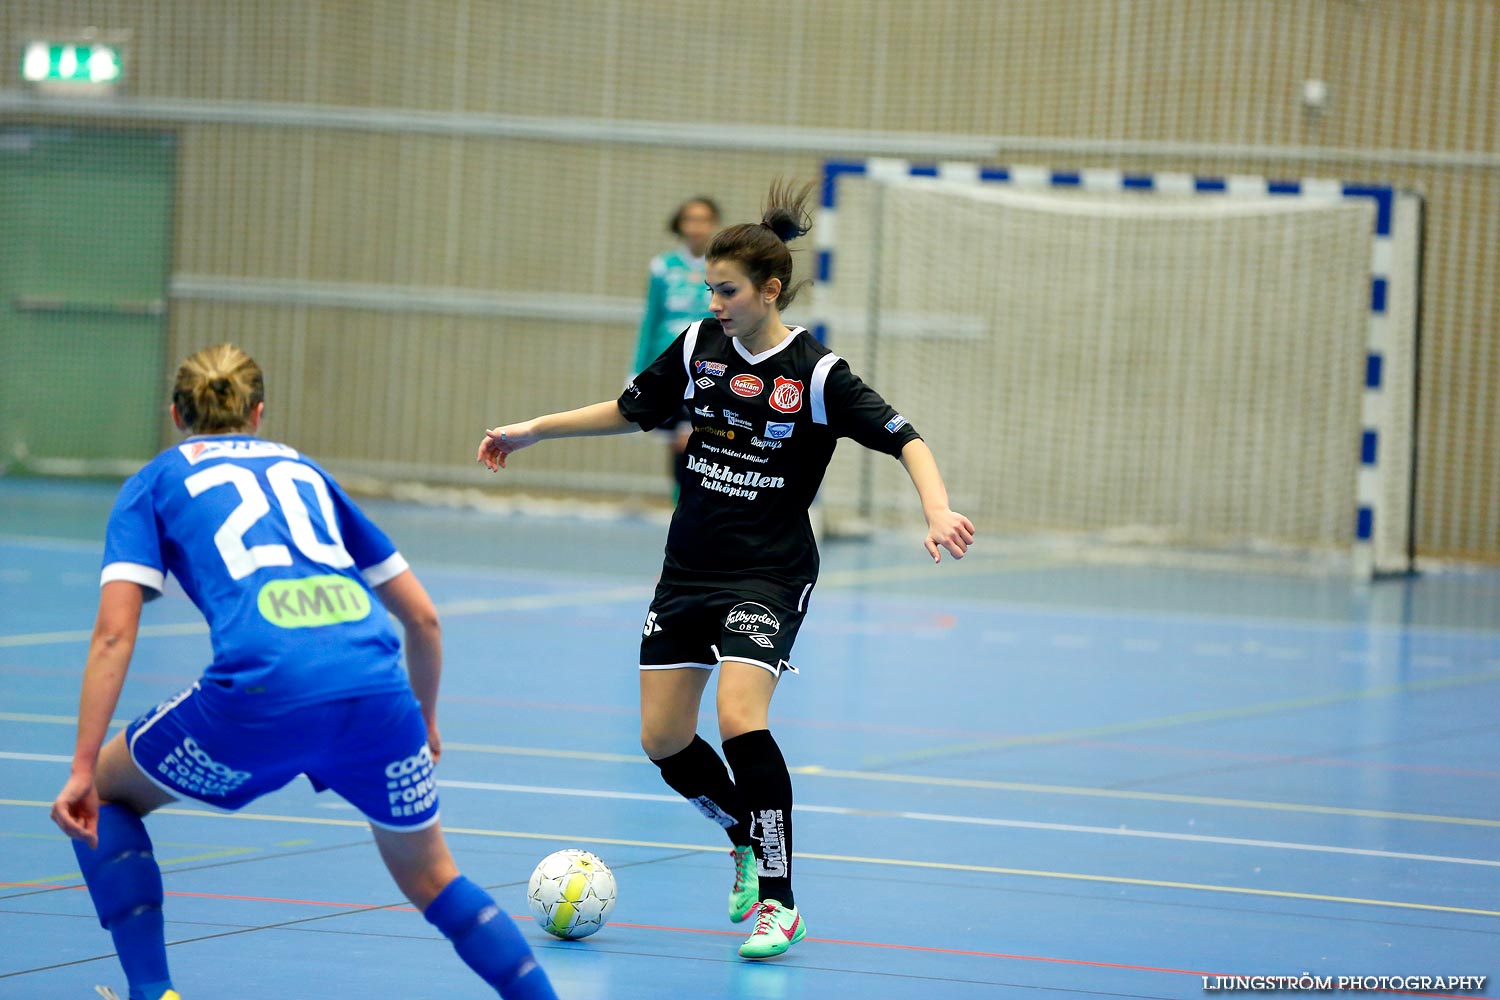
819, 177, 1379, 565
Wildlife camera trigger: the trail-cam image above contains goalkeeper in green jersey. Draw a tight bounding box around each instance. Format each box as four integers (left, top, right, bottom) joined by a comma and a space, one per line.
634, 196, 721, 496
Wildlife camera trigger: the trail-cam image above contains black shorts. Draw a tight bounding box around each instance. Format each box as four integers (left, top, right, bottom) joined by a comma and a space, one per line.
639, 582, 812, 678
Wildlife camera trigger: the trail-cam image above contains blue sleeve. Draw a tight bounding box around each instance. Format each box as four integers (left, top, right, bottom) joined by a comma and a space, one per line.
318, 468, 409, 588
100, 472, 167, 596
633, 265, 666, 377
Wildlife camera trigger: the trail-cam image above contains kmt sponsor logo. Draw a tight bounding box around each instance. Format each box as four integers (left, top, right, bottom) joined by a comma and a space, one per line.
695, 360, 728, 377
730, 374, 764, 397
769, 376, 803, 414
764, 421, 794, 440
722, 409, 754, 431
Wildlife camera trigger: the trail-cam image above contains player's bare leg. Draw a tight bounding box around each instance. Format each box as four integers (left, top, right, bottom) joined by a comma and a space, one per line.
641, 666, 758, 920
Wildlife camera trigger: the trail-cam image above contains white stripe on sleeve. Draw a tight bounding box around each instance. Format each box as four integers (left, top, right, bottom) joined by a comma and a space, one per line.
100, 562, 165, 595
361, 552, 410, 588
810, 353, 842, 425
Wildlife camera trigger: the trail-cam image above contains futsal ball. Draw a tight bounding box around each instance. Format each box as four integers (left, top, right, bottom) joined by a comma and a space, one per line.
527, 849, 617, 939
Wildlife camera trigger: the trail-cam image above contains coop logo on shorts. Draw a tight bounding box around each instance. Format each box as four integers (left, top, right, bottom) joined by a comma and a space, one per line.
385, 743, 438, 821
722, 409, 754, 431
695, 360, 727, 377
885, 414, 908, 433
769, 377, 803, 414
695, 376, 716, 390
764, 421, 794, 440
156, 736, 252, 799
730, 374, 764, 397
725, 602, 780, 648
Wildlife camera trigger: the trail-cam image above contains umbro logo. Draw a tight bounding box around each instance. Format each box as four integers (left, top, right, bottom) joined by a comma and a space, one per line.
696, 376, 715, 389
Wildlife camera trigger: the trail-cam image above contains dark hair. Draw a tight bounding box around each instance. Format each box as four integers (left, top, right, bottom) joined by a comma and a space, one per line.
669, 196, 722, 236
172, 343, 265, 433
706, 179, 814, 310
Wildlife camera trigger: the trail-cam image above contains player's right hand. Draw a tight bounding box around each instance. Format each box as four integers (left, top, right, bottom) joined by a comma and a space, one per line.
476, 422, 537, 472
51, 772, 102, 849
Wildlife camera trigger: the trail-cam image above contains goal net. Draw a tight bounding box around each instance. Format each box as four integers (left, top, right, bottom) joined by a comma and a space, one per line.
816, 166, 1419, 575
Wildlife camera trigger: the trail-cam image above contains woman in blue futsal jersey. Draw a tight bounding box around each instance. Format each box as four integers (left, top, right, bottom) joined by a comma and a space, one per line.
478, 181, 975, 960
51, 344, 556, 1000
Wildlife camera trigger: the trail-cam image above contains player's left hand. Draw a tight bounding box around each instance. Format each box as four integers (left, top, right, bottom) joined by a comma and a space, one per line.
425, 720, 443, 766
924, 509, 975, 563
51, 772, 102, 849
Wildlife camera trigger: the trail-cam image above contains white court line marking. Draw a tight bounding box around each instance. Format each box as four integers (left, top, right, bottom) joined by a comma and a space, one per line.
436, 779, 1500, 869
0, 586, 654, 649
1050, 634, 1091, 648
1191, 642, 1233, 656
1263, 647, 1307, 660
0, 752, 72, 763
6, 720, 1499, 829
1120, 638, 1162, 652
981, 630, 1017, 644
1412, 655, 1454, 669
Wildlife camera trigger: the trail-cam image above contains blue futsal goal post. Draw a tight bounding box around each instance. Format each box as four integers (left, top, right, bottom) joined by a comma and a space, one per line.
813, 159, 1420, 576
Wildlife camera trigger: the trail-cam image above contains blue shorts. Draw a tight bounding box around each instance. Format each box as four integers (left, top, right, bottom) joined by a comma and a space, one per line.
126, 682, 439, 831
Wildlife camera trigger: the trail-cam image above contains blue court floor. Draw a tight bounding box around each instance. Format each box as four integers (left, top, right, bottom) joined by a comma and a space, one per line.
1, 478, 1496, 999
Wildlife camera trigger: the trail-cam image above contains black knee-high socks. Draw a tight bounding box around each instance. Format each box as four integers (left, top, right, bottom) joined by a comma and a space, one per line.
722, 730, 795, 908
652, 730, 797, 908
651, 734, 751, 847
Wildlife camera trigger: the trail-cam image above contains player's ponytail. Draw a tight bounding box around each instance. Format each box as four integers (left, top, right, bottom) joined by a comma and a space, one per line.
172, 344, 265, 434
707, 179, 815, 310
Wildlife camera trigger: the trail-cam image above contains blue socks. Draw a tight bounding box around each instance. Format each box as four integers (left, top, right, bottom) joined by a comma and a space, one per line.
424, 876, 557, 999
72, 804, 174, 1000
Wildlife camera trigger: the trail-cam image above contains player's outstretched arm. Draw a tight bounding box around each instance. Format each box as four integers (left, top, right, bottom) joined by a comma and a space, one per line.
477, 400, 636, 471
52, 581, 144, 847
899, 439, 976, 563
377, 569, 444, 763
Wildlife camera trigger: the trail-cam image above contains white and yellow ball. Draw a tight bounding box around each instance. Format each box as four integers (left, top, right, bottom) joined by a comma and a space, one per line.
526, 849, 617, 939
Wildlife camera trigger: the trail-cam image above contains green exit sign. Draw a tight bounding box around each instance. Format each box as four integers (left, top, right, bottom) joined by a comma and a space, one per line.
22, 41, 123, 86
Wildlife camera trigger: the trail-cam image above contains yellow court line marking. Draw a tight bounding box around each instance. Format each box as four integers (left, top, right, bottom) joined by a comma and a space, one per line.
7, 846, 258, 887
4, 726, 1496, 829
862, 668, 1500, 769
2, 799, 1493, 919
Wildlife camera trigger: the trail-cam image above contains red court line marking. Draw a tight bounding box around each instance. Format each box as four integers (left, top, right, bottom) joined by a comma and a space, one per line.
1, 883, 1473, 996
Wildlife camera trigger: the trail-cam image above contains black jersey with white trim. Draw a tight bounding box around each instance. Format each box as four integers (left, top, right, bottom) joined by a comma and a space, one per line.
618, 319, 921, 601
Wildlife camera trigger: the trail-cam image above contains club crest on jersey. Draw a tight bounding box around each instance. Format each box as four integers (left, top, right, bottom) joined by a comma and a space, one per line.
730, 374, 763, 397
725, 602, 780, 648
695, 360, 727, 377
695, 376, 715, 390
769, 377, 803, 414
764, 421, 795, 440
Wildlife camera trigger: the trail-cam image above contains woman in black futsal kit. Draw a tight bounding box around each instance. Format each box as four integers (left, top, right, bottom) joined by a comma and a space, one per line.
477, 181, 974, 959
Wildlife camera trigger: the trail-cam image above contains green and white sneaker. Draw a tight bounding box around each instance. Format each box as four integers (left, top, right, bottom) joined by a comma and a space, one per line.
737, 899, 806, 960
729, 846, 759, 923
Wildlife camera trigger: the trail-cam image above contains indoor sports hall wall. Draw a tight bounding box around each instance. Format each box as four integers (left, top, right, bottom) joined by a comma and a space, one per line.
1, 0, 1495, 560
